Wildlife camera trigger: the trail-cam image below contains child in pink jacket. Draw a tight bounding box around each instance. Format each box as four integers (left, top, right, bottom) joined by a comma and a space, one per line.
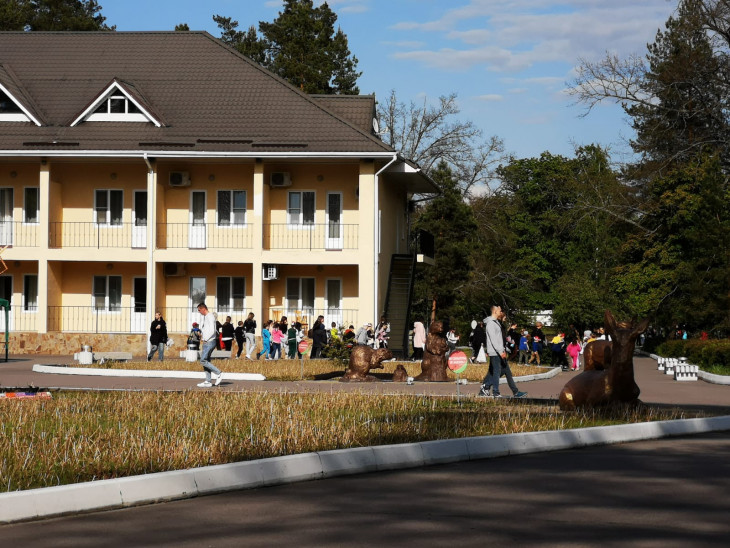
566, 337, 582, 371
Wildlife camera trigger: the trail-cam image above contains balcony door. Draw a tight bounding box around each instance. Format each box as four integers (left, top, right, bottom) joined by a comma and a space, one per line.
325, 192, 342, 249
189, 191, 206, 249
0, 275, 11, 331
132, 190, 147, 248
0, 188, 13, 246
131, 277, 146, 332
325, 278, 342, 328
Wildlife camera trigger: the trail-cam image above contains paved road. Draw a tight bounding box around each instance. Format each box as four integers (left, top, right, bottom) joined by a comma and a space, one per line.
2, 433, 729, 547
2, 354, 730, 409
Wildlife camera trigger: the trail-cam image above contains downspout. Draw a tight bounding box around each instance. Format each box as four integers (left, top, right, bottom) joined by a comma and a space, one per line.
373, 153, 399, 335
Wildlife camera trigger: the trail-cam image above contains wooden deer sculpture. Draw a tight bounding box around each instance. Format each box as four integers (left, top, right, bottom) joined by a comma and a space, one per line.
559, 310, 649, 410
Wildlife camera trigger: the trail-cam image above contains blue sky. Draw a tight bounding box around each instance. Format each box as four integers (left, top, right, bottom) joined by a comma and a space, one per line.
102, 0, 678, 161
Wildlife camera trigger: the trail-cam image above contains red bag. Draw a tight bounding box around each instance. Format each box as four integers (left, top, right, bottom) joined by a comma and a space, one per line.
217, 333, 223, 350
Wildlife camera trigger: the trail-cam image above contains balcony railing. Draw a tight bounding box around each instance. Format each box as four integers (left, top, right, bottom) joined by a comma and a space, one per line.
47, 305, 149, 334
49, 222, 147, 248
265, 223, 358, 250
39, 306, 357, 335
0, 222, 39, 247
160, 306, 253, 334
0, 305, 39, 331
266, 308, 359, 331
157, 223, 253, 249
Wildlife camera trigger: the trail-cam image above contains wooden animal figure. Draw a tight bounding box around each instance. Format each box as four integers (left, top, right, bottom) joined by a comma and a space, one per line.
583, 340, 612, 371
415, 320, 450, 382
391, 364, 408, 382
559, 311, 649, 410
341, 345, 393, 382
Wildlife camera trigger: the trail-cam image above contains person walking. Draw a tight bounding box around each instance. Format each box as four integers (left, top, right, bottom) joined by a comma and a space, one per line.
478, 305, 527, 398
518, 330, 530, 365
311, 321, 328, 358
234, 320, 245, 358
529, 322, 545, 365
196, 303, 223, 388
243, 312, 256, 359
269, 322, 283, 360
257, 320, 272, 360
287, 322, 298, 359
220, 316, 235, 351
412, 320, 426, 361
147, 311, 168, 362
470, 321, 486, 363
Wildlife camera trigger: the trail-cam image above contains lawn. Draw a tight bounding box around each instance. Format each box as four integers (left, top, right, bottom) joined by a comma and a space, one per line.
0, 390, 700, 492
86, 357, 546, 383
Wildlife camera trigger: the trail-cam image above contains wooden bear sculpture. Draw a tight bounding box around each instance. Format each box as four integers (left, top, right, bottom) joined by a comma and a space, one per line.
559, 310, 649, 410
341, 345, 393, 382
415, 320, 450, 382
391, 364, 408, 382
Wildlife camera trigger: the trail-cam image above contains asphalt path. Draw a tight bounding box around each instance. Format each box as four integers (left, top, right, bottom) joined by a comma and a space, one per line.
1, 354, 729, 546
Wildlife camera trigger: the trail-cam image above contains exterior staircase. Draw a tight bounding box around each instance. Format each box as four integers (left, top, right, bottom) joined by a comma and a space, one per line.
382, 254, 416, 359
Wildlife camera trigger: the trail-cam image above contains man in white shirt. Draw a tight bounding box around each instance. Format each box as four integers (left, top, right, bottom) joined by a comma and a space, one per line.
196, 302, 224, 388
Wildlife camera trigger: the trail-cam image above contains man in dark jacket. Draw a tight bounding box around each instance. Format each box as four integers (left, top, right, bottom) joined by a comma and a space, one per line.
311, 322, 328, 358
147, 311, 168, 361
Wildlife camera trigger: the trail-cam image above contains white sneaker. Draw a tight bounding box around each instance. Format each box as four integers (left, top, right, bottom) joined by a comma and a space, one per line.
197, 381, 212, 388
215, 373, 224, 386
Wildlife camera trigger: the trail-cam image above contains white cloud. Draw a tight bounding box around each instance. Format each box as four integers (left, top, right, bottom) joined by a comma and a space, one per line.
476, 94, 504, 102
388, 1, 674, 74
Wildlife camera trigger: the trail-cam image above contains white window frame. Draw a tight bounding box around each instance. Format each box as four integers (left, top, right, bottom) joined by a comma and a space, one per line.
0, 84, 40, 125
95, 189, 123, 226
23, 274, 38, 312
23, 187, 39, 225
92, 275, 122, 313
216, 276, 246, 314
287, 191, 316, 227
285, 277, 315, 313
217, 190, 247, 227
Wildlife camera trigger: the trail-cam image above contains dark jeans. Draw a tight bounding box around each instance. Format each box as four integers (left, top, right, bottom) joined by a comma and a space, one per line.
236, 337, 244, 357
482, 355, 503, 395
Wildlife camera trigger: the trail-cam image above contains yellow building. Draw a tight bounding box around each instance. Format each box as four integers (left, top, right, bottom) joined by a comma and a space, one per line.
0, 31, 435, 355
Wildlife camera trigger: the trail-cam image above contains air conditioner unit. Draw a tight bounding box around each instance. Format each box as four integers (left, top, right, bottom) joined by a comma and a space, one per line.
262, 264, 278, 281
269, 172, 292, 188
169, 171, 191, 187
164, 263, 186, 277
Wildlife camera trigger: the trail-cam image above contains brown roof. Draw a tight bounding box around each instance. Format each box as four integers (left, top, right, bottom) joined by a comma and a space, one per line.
0, 31, 394, 156
310, 95, 377, 136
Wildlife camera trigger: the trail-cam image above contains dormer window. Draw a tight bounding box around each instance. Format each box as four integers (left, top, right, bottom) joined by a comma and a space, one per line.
0, 88, 33, 122
70, 80, 162, 127
87, 93, 147, 122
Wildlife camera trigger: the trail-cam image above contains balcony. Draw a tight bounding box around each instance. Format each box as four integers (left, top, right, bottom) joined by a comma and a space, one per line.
0, 222, 39, 247
49, 222, 147, 248
47, 305, 148, 333
0, 305, 39, 331
265, 223, 358, 250
156, 223, 253, 249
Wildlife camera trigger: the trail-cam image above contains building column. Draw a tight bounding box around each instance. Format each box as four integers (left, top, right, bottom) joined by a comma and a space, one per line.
37, 161, 50, 333
146, 159, 157, 329
358, 160, 376, 326
250, 160, 265, 324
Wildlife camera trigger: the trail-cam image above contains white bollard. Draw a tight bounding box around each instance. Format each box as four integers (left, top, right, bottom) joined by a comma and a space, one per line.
78, 351, 93, 365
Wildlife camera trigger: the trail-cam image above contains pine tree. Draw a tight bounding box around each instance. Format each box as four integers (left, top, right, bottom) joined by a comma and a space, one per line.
1, 0, 114, 31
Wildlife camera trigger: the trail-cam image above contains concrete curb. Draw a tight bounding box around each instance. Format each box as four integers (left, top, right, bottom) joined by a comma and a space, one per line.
31, 364, 266, 382
2, 415, 729, 524
30, 363, 556, 385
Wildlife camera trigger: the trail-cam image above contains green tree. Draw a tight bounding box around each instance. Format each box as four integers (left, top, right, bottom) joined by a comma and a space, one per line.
174, 23, 189, 31
214, 1, 361, 94
410, 162, 478, 325
0, 0, 114, 31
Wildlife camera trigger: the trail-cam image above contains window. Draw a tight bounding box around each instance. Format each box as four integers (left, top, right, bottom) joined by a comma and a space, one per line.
95, 189, 123, 225
288, 191, 315, 225
190, 277, 206, 310
0, 89, 22, 114
93, 275, 122, 311
0, 87, 36, 124
217, 277, 245, 312
23, 274, 38, 312
217, 190, 246, 226
87, 94, 147, 122
24, 188, 39, 224
286, 277, 315, 313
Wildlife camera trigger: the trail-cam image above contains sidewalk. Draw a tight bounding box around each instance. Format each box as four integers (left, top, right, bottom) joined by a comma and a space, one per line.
1, 354, 729, 409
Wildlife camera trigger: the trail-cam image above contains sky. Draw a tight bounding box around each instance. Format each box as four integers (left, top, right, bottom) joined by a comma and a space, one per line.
102, 0, 679, 162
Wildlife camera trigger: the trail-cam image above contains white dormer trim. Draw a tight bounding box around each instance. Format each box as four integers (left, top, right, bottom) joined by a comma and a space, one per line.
0, 83, 42, 126
71, 81, 162, 127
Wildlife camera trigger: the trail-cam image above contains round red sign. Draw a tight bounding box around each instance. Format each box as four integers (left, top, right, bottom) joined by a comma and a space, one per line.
298, 340, 309, 354
448, 350, 468, 373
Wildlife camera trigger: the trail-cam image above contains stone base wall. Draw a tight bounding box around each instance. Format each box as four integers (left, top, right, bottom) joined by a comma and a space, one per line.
7, 332, 188, 356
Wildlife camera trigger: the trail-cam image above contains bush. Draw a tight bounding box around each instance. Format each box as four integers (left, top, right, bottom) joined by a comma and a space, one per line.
655, 339, 730, 370
320, 337, 352, 366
